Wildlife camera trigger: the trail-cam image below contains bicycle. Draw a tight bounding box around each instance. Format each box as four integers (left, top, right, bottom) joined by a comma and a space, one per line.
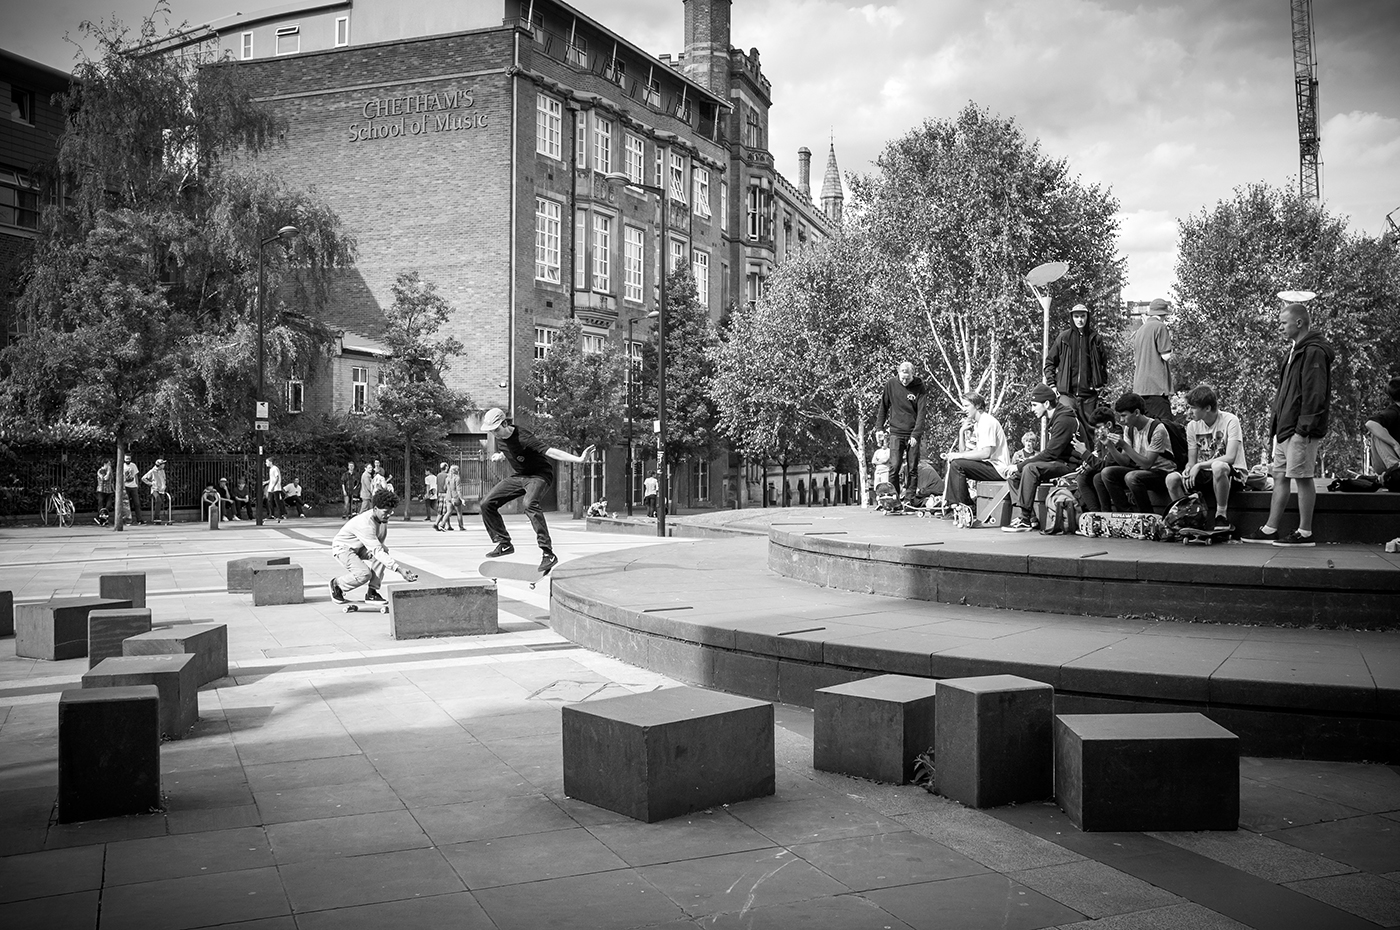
41, 487, 76, 528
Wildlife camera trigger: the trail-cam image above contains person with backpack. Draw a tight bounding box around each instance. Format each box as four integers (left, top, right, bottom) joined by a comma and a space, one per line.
1165, 386, 1249, 531
1097, 393, 1181, 514
1003, 384, 1084, 532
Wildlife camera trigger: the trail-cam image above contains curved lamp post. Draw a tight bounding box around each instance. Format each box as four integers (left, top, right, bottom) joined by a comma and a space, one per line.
255, 225, 299, 527
1023, 261, 1068, 448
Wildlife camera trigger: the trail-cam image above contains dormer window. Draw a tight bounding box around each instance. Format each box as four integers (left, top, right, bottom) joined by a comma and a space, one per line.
276, 25, 300, 56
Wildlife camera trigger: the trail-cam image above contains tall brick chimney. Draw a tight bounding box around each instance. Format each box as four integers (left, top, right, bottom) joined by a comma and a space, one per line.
798, 146, 812, 200
683, 0, 732, 97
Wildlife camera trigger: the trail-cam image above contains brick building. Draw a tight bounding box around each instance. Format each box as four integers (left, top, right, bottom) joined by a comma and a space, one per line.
167, 0, 841, 511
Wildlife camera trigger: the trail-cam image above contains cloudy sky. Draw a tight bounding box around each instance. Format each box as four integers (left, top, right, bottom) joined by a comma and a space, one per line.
11, 0, 1400, 300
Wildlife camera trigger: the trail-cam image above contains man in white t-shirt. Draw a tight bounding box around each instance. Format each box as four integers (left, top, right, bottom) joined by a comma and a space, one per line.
942, 393, 1014, 528
1166, 385, 1249, 530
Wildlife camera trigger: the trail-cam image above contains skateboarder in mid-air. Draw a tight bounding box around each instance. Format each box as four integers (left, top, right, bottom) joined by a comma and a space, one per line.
478, 407, 595, 576
328, 489, 419, 605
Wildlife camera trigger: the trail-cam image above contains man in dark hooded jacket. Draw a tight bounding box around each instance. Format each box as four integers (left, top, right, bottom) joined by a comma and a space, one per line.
1243, 302, 1334, 547
873, 361, 928, 501
1045, 304, 1109, 442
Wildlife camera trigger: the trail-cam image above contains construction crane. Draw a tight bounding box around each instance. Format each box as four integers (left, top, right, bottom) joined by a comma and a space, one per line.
1291, 0, 1321, 201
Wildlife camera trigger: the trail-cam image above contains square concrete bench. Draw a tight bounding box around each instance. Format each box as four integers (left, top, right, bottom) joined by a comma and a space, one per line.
251, 564, 304, 606
99, 572, 147, 609
0, 589, 12, 637
59, 685, 161, 823
226, 556, 291, 593
124, 623, 228, 686
88, 607, 153, 668
15, 596, 133, 661
814, 674, 938, 784
389, 580, 497, 639
83, 654, 199, 739
1055, 713, 1240, 832
563, 686, 775, 822
934, 674, 1054, 808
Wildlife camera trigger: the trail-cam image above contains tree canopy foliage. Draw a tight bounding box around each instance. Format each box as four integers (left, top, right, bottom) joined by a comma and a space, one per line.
1172, 182, 1400, 467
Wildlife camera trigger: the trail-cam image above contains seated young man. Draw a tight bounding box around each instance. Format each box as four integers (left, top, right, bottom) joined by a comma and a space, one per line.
1365, 377, 1400, 472
1075, 405, 1122, 513
942, 393, 1014, 527
1098, 393, 1178, 514
1166, 385, 1249, 530
1004, 384, 1082, 532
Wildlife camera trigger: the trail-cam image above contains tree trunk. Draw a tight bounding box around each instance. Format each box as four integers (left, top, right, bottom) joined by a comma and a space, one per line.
402, 440, 411, 520
113, 436, 126, 532
571, 461, 583, 520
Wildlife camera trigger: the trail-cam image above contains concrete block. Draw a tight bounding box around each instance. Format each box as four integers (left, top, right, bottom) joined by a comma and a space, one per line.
1055, 713, 1240, 832
226, 556, 291, 593
934, 674, 1054, 808
0, 589, 12, 636
389, 580, 497, 639
123, 623, 228, 686
83, 654, 199, 739
562, 686, 775, 822
59, 686, 161, 823
251, 564, 304, 606
87, 607, 153, 668
15, 596, 132, 661
814, 675, 939, 784
99, 572, 147, 609
207, 505, 220, 530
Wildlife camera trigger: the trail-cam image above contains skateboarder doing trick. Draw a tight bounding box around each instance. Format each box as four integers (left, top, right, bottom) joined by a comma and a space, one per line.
328, 489, 419, 605
478, 407, 595, 576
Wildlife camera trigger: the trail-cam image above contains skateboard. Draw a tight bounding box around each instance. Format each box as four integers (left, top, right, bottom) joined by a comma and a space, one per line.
341, 602, 389, 613
1179, 527, 1233, 546
479, 560, 549, 589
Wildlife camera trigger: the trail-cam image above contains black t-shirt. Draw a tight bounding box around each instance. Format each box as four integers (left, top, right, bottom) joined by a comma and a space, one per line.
1368, 402, 1400, 440
499, 426, 554, 480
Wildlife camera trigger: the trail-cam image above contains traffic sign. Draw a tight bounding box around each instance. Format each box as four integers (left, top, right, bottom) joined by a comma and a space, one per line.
255, 421, 269, 431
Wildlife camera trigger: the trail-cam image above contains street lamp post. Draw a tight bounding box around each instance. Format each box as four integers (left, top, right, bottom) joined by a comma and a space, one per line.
604, 171, 670, 538
625, 316, 640, 517
255, 225, 299, 527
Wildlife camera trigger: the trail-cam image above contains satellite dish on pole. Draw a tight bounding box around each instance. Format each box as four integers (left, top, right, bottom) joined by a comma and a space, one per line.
1277, 290, 1316, 302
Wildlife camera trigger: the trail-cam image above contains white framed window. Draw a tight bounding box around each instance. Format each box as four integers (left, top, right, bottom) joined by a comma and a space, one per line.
240, 32, 253, 59
654, 149, 664, 190
623, 226, 644, 303
642, 80, 661, 108
581, 333, 606, 355
692, 167, 711, 218
567, 35, 588, 68
604, 57, 626, 87
534, 326, 558, 360
351, 367, 368, 414
669, 151, 687, 203
593, 117, 612, 175
746, 187, 761, 240
536, 94, 562, 159
720, 180, 728, 230
574, 209, 587, 288
585, 456, 604, 504
535, 198, 562, 283
0, 168, 40, 230
575, 112, 587, 168
669, 237, 686, 274
275, 25, 300, 56
693, 459, 710, 502
334, 16, 349, 46
692, 249, 709, 307
624, 134, 645, 185
287, 380, 304, 414
745, 107, 763, 148
9, 86, 35, 124
591, 213, 612, 292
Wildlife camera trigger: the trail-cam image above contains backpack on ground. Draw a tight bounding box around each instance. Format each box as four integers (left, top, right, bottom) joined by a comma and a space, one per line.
1164, 494, 1209, 534
1146, 418, 1190, 471
1330, 473, 1382, 493
1043, 486, 1080, 535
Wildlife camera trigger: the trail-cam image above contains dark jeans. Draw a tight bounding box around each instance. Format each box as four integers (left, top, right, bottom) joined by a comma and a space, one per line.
945, 459, 1004, 508
1077, 468, 1107, 512
266, 489, 285, 519
96, 491, 112, 514
1066, 393, 1098, 445
123, 486, 143, 523
888, 432, 918, 498
1100, 466, 1172, 514
480, 474, 553, 551
1012, 459, 1073, 517
234, 497, 253, 520
1142, 395, 1172, 421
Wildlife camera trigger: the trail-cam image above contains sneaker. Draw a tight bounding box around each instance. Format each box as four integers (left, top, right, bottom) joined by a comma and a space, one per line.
1001, 516, 1035, 533
364, 588, 386, 603
1273, 530, 1316, 548
538, 550, 560, 576
1212, 515, 1234, 532
1240, 527, 1277, 544
329, 579, 346, 604
485, 541, 515, 558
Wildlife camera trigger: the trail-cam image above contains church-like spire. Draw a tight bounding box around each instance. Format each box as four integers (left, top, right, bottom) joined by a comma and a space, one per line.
820, 136, 843, 225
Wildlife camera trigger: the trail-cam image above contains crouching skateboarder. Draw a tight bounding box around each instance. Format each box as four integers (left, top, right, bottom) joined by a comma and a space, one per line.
328, 489, 419, 606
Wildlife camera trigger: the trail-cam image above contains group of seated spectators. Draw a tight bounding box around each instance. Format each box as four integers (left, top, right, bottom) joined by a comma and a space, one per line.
199, 476, 309, 521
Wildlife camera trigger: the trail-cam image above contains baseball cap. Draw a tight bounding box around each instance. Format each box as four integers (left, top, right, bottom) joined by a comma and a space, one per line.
1030, 384, 1057, 404
1070, 304, 1089, 316
481, 408, 507, 431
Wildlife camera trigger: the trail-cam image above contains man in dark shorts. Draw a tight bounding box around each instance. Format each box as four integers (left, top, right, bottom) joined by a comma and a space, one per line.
479, 407, 595, 575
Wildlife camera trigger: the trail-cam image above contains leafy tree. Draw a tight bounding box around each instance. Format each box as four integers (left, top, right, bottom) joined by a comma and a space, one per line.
0, 9, 353, 528
1173, 182, 1400, 469
851, 102, 1125, 420
636, 269, 720, 504
712, 233, 897, 505
374, 272, 473, 518
531, 319, 626, 517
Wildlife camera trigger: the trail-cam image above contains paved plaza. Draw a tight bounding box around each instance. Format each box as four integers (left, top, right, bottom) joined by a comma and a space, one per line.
1, 514, 1398, 929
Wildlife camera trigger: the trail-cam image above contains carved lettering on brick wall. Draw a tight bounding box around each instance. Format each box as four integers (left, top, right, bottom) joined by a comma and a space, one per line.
348, 89, 487, 142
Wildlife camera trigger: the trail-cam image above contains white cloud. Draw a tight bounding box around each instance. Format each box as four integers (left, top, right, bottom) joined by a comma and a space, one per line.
1323, 110, 1400, 168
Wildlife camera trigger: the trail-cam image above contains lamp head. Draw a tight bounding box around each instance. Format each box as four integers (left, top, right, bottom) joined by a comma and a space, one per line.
277, 225, 299, 240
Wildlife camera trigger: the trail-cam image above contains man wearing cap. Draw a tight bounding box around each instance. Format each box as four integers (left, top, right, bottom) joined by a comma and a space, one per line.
141, 458, 170, 523
479, 407, 596, 575
1132, 298, 1174, 420
1045, 304, 1109, 443
1004, 384, 1084, 532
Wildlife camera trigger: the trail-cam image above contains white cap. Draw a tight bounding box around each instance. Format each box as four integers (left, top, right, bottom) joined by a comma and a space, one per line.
481, 408, 507, 431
